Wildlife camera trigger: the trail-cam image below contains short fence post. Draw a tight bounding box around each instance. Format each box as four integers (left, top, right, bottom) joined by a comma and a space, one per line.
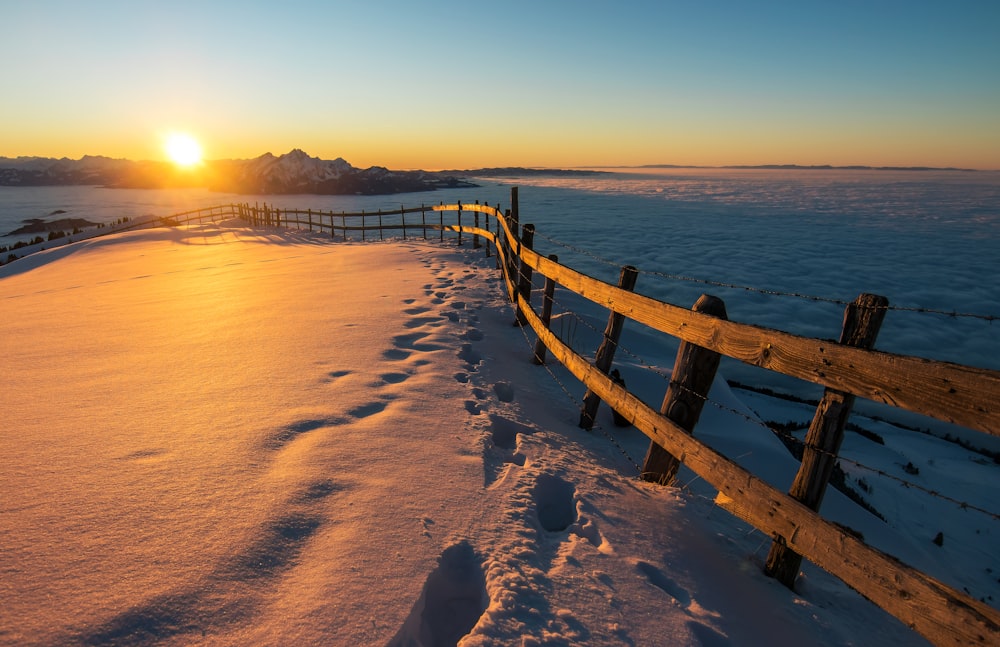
640, 294, 728, 483
378, 209, 383, 241
361, 210, 366, 242
439, 203, 444, 242
308, 209, 313, 231
532, 254, 559, 364
329, 213, 334, 239
421, 205, 427, 240
401, 207, 407, 240
765, 292, 888, 589
514, 224, 535, 325
457, 201, 463, 246
579, 265, 640, 429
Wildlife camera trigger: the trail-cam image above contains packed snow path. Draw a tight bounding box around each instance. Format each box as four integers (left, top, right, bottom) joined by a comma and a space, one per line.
1, 224, 925, 646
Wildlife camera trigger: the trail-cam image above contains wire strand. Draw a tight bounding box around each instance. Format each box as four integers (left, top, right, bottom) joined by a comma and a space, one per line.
531, 229, 999, 322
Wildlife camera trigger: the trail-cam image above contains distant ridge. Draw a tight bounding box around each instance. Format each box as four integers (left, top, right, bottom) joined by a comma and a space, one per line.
0, 150, 477, 195
632, 163, 981, 172
444, 167, 611, 177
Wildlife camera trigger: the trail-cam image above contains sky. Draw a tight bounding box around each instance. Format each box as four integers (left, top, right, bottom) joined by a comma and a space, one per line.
1, 0, 999, 170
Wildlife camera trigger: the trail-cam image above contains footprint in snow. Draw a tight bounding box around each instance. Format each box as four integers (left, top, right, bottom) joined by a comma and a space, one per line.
348, 401, 389, 419
492, 382, 515, 403
387, 542, 487, 647
534, 474, 577, 533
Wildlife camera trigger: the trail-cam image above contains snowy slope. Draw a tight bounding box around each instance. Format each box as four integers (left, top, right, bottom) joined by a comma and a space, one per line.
0, 224, 939, 645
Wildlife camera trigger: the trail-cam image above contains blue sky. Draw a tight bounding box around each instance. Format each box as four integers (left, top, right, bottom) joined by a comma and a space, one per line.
2, 0, 998, 168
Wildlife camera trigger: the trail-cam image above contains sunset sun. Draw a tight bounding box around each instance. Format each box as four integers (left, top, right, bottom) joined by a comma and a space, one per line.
164, 133, 203, 166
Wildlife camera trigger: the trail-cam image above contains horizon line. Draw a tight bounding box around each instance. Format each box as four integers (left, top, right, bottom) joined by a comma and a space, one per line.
0, 152, 994, 173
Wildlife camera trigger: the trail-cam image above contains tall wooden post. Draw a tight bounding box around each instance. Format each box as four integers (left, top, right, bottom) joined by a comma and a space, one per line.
457, 201, 463, 246
579, 265, 640, 429
641, 294, 728, 484
493, 203, 501, 266
473, 200, 481, 249
765, 293, 888, 589
508, 188, 520, 288
499, 209, 513, 298
401, 207, 407, 240
532, 254, 559, 365
510, 186, 519, 233
483, 202, 490, 258
514, 224, 535, 325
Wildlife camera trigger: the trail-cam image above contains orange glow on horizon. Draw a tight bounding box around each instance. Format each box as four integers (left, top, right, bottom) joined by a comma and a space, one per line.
2, 127, 997, 172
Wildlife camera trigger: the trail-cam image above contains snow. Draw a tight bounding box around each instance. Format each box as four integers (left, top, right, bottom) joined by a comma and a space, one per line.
4, 217, 979, 646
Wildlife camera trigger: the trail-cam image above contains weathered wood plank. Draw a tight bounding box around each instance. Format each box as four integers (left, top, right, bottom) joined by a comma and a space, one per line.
519, 292, 1000, 646
517, 248, 1000, 436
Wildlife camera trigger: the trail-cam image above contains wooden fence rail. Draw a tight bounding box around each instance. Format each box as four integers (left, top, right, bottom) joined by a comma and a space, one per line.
139, 194, 999, 646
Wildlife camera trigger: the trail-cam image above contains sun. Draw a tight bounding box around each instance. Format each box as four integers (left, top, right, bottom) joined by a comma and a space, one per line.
164, 133, 203, 167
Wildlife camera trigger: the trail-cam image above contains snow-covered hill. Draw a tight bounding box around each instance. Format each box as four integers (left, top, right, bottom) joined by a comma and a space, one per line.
0, 223, 948, 645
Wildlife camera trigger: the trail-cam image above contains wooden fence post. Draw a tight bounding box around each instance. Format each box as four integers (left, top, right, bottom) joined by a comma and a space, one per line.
514, 224, 535, 325
765, 292, 889, 589
502, 209, 517, 298
510, 186, 519, 233
378, 209, 383, 241
439, 202, 444, 242
485, 204, 492, 258
579, 265, 640, 429
473, 200, 481, 249
421, 205, 427, 240
532, 254, 559, 365
457, 201, 463, 246
401, 207, 407, 240
640, 294, 728, 483
493, 203, 501, 265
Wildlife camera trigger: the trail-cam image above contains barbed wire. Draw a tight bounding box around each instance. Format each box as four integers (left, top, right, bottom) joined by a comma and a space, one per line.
505, 299, 644, 475
530, 229, 999, 322
540, 288, 1000, 521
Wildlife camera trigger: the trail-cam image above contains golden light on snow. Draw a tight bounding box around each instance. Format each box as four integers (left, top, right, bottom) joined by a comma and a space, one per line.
164, 132, 203, 167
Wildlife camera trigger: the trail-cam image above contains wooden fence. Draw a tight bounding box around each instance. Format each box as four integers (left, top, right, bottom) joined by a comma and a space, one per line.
432, 193, 1000, 647
144, 195, 1000, 645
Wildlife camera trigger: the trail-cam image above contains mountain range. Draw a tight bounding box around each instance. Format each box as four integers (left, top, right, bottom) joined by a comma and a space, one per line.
0, 149, 477, 195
